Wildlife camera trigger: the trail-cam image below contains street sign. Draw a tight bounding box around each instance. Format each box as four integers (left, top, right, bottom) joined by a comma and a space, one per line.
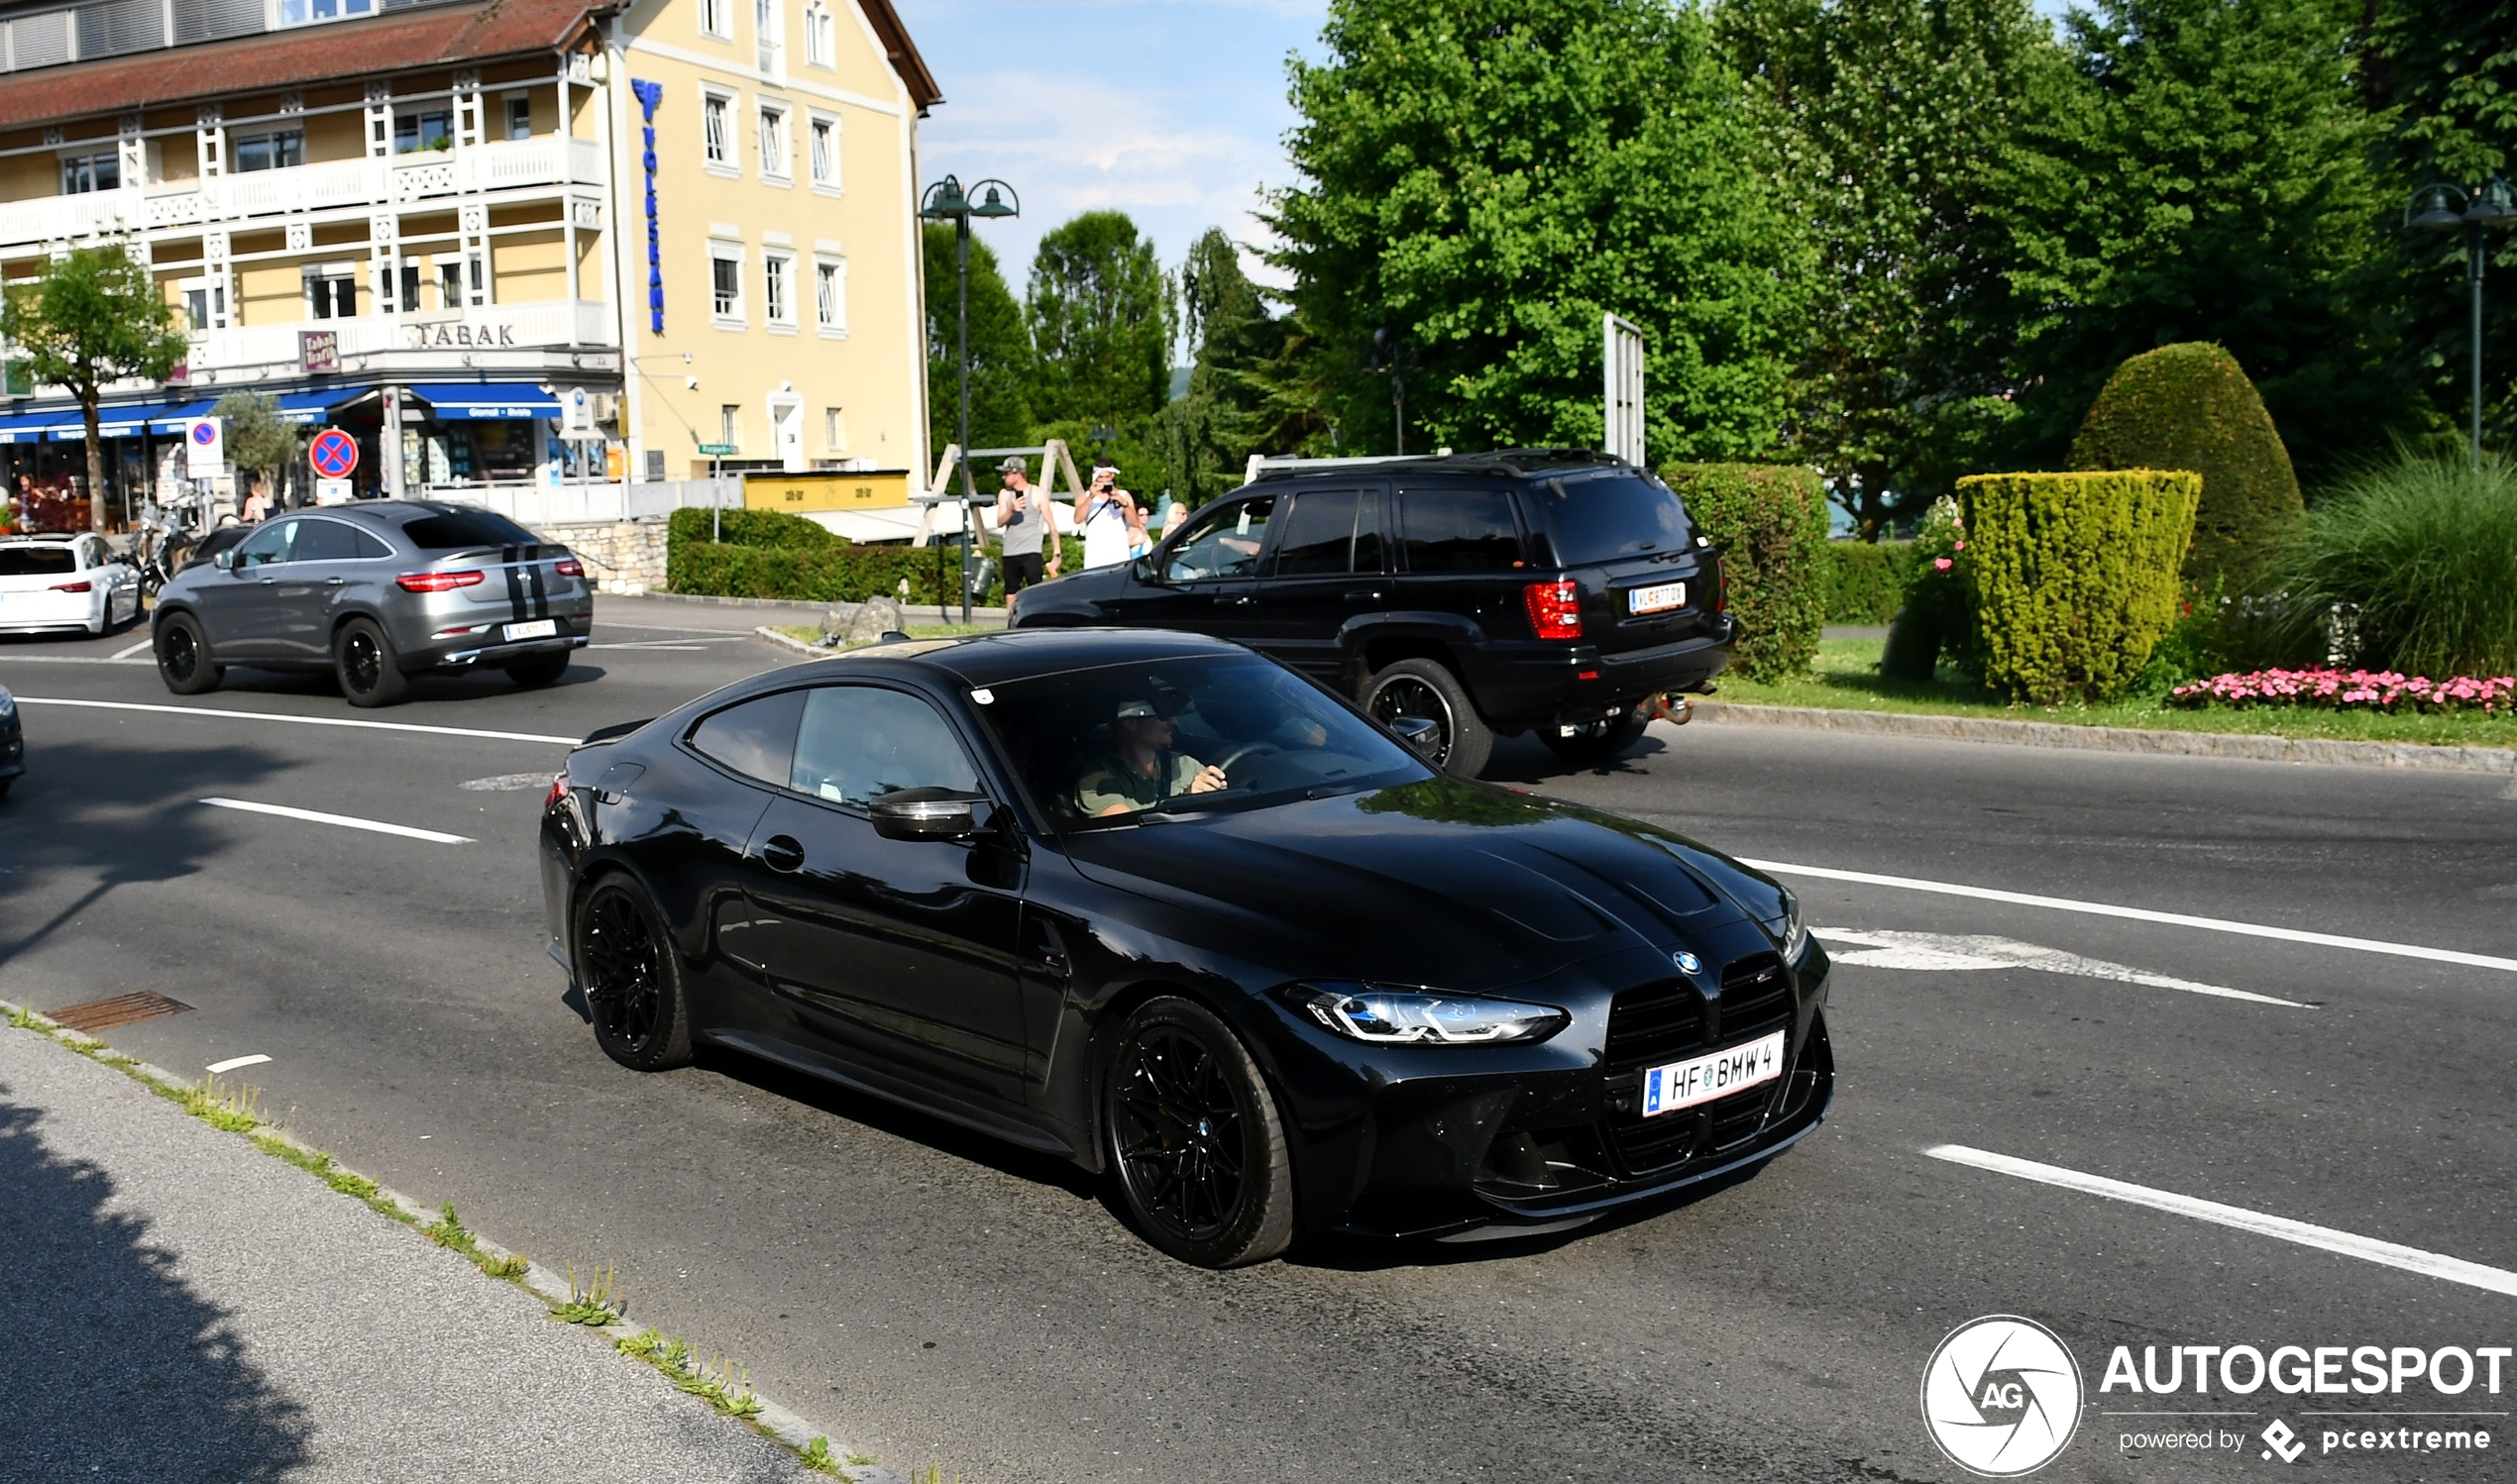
697, 442, 737, 456
315, 478, 354, 505
309, 427, 360, 479
299, 329, 340, 374
184, 417, 225, 477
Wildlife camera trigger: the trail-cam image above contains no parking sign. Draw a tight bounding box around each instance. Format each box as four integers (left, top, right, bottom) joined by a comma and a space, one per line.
310, 428, 359, 480
184, 416, 224, 478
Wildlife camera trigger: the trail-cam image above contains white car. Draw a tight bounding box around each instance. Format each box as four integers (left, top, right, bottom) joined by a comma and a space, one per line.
0, 533, 144, 636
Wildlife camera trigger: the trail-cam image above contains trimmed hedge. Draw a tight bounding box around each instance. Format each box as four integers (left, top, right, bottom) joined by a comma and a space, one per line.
2068, 343, 2302, 589
1660, 464, 1829, 681
671, 540, 1003, 605
1824, 540, 1918, 625
1958, 470, 2201, 703
665, 505, 839, 551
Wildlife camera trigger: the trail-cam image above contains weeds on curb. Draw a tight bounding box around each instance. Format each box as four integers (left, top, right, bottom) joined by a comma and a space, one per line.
615, 1328, 763, 1419
799, 1436, 836, 1473
911, 1463, 961, 1484
553, 1260, 624, 1325
182, 1077, 264, 1132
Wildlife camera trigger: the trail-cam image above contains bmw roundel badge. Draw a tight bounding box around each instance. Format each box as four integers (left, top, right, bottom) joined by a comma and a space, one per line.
1673, 950, 1701, 974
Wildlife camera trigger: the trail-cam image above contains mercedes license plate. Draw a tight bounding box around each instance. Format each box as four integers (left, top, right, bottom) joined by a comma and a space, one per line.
1640, 1030, 1785, 1116
502, 619, 558, 641
1627, 581, 1686, 615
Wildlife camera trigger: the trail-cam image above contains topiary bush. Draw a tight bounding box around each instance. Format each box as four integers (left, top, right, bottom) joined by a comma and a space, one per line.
665, 505, 840, 551
2260, 453, 2517, 678
1958, 470, 2201, 703
1659, 464, 1829, 682
2068, 342, 2302, 590
1825, 539, 1919, 625
670, 541, 994, 604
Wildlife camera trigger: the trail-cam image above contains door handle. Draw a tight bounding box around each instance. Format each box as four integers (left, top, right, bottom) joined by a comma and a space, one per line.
1342, 588, 1384, 602
760, 834, 806, 873
1219, 594, 1257, 607
260, 578, 276, 586
325, 577, 346, 586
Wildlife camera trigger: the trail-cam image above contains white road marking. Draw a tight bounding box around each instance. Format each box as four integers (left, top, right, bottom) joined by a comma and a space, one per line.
17, 695, 575, 746
205, 1053, 271, 1075
1748, 858, 2517, 975
0, 654, 155, 665
200, 796, 474, 844
1925, 1144, 2517, 1298
460, 772, 557, 792
591, 642, 711, 652
1816, 927, 2311, 1007
110, 638, 155, 659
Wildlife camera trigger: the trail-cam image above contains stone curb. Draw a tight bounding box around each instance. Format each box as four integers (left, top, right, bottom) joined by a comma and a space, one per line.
613, 590, 1010, 621
755, 625, 827, 658
0, 998, 903, 1484
1689, 700, 2517, 775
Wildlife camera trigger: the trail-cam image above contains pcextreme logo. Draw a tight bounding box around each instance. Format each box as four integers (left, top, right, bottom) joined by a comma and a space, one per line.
1921, 1316, 2086, 1477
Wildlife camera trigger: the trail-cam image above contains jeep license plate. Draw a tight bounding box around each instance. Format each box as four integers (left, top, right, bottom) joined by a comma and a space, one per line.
1627, 582, 1686, 615
503, 619, 558, 641
1640, 1030, 1785, 1116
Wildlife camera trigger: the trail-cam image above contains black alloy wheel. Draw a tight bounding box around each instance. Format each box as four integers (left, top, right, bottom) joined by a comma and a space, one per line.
576, 877, 693, 1071
1364, 658, 1493, 779
333, 617, 409, 708
505, 652, 570, 688
1542, 699, 1652, 768
155, 612, 222, 695
1106, 998, 1294, 1268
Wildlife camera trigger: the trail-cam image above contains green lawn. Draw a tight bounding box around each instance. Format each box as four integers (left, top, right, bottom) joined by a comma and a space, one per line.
1711, 638, 2517, 748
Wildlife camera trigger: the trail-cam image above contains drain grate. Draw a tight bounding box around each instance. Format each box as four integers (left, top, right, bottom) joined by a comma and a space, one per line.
47, 991, 193, 1033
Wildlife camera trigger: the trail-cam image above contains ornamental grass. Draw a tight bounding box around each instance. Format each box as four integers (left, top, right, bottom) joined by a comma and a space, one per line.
2263, 454, 2517, 678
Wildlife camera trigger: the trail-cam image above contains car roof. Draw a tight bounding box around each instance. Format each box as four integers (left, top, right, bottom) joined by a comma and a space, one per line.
0, 534, 79, 545
1244, 448, 1634, 486
775, 628, 1245, 690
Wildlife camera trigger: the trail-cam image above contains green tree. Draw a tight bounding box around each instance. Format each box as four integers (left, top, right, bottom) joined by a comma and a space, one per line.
212, 391, 302, 499
1985, 0, 2402, 482
1270, 0, 1814, 462
1715, 0, 2068, 535
1163, 228, 1276, 504
923, 222, 1033, 469
1025, 211, 1175, 428
1, 243, 186, 532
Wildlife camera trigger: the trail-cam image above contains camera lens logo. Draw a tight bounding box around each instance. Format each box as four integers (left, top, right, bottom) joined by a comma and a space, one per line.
1920, 1316, 2084, 1477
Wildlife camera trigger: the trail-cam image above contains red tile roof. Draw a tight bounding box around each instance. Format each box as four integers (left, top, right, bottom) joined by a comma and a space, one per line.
0, 0, 609, 133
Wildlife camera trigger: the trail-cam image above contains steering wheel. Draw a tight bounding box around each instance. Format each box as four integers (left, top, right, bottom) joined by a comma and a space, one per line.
1210, 741, 1282, 775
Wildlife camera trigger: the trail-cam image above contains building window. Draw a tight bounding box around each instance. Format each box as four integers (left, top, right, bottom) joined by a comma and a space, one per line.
232, 129, 304, 173
59, 152, 119, 193
393, 263, 420, 312
823, 406, 843, 451
711, 248, 744, 326
504, 95, 532, 141
719, 405, 741, 449
809, 114, 838, 191
278, 0, 376, 25
815, 257, 845, 335
702, 91, 735, 171
764, 252, 795, 328
806, 1, 835, 65
700, 0, 730, 40
182, 283, 226, 333
306, 269, 356, 320
394, 111, 452, 154
757, 105, 789, 181
754, 0, 782, 72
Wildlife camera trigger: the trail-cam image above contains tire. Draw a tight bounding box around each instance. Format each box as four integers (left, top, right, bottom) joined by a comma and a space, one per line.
1542, 699, 1652, 768
1105, 996, 1295, 1268
155, 612, 223, 695
1363, 658, 1493, 779
575, 875, 694, 1071
333, 616, 410, 708
0, 779, 13, 801
504, 651, 570, 688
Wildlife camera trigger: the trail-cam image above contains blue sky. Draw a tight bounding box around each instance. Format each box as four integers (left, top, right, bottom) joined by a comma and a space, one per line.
906, 0, 1327, 289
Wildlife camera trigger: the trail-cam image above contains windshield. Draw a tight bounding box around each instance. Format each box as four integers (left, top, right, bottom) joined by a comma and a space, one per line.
973, 653, 1430, 830
0, 546, 76, 577
401, 509, 539, 551
1523, 472, 1695, 566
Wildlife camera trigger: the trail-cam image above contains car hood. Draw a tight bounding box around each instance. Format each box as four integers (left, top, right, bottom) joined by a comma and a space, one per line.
1058, 777, 1781, 992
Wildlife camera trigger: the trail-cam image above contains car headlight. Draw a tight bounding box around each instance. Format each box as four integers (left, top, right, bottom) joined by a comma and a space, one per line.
0, 689, 15, 721
1780, 885, 1808, 962
1277, 983, 1568, 1046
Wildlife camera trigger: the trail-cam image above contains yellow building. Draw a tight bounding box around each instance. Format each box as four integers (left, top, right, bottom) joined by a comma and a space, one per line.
0, 0, 938, 499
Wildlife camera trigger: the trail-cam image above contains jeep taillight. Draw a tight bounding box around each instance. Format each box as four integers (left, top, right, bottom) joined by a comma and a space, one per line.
1523, 580, 1583, 640
396, 570, 486, 592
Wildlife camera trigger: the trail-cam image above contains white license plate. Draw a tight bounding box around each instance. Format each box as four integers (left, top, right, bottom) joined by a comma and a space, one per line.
502, 619, 558, 641
1627, 581, 1687, 615
1640, 1030, 1785, 1116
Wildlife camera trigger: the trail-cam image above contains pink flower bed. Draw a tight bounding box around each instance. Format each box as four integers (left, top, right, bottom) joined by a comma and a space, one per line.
2170, 668, 2517, 713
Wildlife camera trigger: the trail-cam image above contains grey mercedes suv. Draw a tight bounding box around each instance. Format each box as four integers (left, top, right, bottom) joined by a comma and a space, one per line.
152, 501, 592, 707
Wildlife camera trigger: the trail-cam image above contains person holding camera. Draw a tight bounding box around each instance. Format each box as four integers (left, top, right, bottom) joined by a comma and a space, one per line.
993, 455, 1061, 595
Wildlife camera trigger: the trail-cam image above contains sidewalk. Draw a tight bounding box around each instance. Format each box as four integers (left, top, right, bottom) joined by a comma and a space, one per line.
0, 1021, 821, 1483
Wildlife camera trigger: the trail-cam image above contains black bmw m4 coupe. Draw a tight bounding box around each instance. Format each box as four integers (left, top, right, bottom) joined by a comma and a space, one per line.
539, 629, 1832, 1267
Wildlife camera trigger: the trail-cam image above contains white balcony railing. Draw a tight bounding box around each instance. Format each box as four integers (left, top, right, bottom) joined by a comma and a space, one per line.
185, 300, 617, 372
0, 136, 604, 249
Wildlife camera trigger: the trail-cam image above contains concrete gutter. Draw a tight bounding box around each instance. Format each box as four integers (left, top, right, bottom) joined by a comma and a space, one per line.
1690, 700, 2517, 775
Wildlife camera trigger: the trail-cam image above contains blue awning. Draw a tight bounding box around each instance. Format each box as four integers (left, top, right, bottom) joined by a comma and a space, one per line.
275, 390, 355, 424
0, 408, 55, 444
146, 399, 219, 434
408, 382, 561, 420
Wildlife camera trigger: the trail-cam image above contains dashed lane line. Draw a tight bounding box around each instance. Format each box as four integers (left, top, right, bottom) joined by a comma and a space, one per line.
205, 1054, 272, 1075
110, 638, 155, 659
1925, 1144, 2517, 1299
14, 695, 577, 746
200, 796, 474, 844
1750, 859, 2517, 975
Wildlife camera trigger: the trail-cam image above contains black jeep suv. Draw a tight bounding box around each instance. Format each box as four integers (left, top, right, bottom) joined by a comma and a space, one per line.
1007, 450, 1735, 776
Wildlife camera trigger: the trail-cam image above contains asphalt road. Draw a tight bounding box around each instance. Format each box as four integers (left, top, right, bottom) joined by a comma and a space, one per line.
4, 603, 2512, 1483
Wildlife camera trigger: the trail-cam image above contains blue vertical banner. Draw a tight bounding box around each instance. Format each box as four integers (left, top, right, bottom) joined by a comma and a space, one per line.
631, 79, 665, 335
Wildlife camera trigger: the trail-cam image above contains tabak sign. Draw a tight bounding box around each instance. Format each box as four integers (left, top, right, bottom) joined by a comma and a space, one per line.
406, 322, 524, 349
299, 329, 339, 373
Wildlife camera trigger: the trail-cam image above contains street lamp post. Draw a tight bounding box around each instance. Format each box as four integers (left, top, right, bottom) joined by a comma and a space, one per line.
920, 173, 1019, 622
1368, 327, 1407, 456
2406, 177, 2517, 467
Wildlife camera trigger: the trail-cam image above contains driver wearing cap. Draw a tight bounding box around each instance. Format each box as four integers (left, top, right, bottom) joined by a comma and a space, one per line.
1074, 697, 1230, 816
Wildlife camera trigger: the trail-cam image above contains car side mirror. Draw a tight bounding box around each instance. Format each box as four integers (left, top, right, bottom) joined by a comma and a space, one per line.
1130, 556, 1163, 585
214, 549, 235, 571
869, 788, 989, 841
1389, 715, 1441, 757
